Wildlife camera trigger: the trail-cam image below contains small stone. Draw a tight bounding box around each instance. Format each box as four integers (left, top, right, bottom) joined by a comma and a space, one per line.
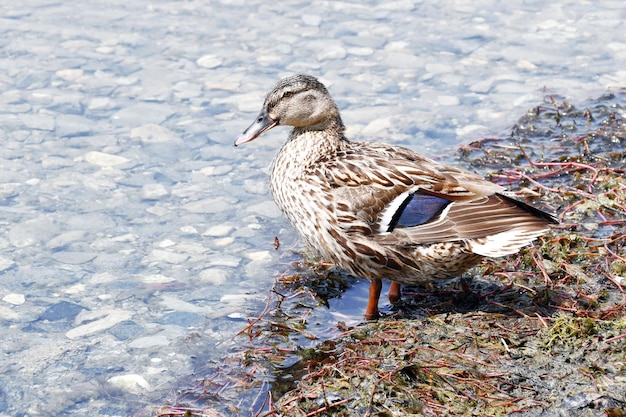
138, 274, 176, 284
88, 272, 118, 284
213, 237, 234, 247
220, 293, 263, 304
47, 230, 88, 249
362, 117, 392, 136
196, 55, 223, 69
3, 293, 25, 305
8, 217, 59, 248
127, 335, 170, 349
437, 95, 460, 106
245, 200, 282, 218
107, 374, 151, 394
64, 284, 86, 295
140, 183, 169, 200
227, 312, 247, 320
85, 151, 130, 167
348, 47, 374, 56
51, 251, 98, 265
159, 295, 205, 313
0, 257, 15, 272
111, 233, 137, 242
41, 156, 73, 169
246, 251, 273, 262
516, 59, 537, 70
173, 81, 202, 99
144, 249, 189, 264
198, 268, 230, 285
109, 320, 144, 341
203, 225, 234, 237
19, 113, 55, 131
55, 114, 93, 137
180, 226, 198, 234
88, 97, 114, 110
130, 123, 178, 144
66, 310, 133, 339
317, 45, 347, 61
39, 301, 85, 321
56, 69, 84, 81
0, 306, 19, 321
155, 311, 202, 327
158, 239, 176, 248
111, 102, 175, 126
184, 197, 235, 214
206, 255, 241, 268
302, 15, 321, 26
199, 165, 233, 176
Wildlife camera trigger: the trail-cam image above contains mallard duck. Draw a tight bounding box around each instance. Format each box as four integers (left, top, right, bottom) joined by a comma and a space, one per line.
235, 74, 557, 320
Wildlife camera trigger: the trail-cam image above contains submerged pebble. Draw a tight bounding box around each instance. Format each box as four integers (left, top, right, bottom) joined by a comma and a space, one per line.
2, 293, 25, 305
107, 374, 151, 394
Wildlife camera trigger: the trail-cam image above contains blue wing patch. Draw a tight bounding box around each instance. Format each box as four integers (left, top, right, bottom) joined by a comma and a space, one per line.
388, 192, 451, 231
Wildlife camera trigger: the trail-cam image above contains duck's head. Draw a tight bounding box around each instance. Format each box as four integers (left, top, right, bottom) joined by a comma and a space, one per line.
234, 74, 340, 146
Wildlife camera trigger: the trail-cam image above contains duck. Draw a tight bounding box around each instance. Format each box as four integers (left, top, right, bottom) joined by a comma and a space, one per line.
234, 74, 558, 320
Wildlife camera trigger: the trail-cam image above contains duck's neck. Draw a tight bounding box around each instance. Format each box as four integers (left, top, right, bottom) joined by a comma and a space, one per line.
288, 115, 346, 156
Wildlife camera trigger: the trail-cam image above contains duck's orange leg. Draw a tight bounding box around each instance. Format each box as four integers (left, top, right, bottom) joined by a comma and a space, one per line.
365, 278, 382, 320
388, 281, 401, 303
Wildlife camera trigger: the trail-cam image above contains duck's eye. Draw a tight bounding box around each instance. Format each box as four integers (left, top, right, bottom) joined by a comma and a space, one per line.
282, 91, 293, 98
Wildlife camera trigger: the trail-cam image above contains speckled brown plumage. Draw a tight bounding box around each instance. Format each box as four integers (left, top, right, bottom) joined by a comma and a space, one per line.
235, 74, 558, 320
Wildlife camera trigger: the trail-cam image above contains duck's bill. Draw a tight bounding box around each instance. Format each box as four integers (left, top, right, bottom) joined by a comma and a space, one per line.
234, 109, 278, 146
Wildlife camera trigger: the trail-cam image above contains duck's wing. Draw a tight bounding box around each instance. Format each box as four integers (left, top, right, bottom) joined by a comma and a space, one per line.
324, 142, 556, 256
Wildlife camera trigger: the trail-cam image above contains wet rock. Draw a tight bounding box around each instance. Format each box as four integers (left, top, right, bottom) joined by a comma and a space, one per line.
203, 224, 234, 237
108, 320, 144, 341
143, 249, 189, 264
51, 251, 98, 265
41, 156, 74, 169
155, 311, 203, 327
18, 113, 55, 131
106, 374, 151, 394
205, 254, 241, 268
127, 335, 169, 349
55, 114, 93, 138
159, 295, 206, 313
85, 151, 130, 167
0, 307, 19, 322
2, 294, 25, 306
196, 54, 223, 69
8, 217, 59, 248
56, 68, 84, 81
46, 230, 88, 250
38, 301, 85, 322
66, 309, 133, 339
245, 200, 282, 218
137, 274, 176, 284
130, 123, 178, 144
0, 257, 15, 273
317, 44, 347, 61
111, 102, 175, 126
183, 197, 237, 214
198, 268, 231, 285
198, 164, 233, 176
140, 183, 169, 200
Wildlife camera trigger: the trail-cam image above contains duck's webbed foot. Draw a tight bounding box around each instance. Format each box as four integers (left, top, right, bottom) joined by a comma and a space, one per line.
365, 279, 402, 320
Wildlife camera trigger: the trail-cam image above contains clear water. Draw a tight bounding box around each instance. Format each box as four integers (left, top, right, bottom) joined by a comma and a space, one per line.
0, 0, 624, 415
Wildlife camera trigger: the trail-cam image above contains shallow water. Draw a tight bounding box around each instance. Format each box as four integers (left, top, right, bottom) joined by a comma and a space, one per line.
0, 0, 625, 415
